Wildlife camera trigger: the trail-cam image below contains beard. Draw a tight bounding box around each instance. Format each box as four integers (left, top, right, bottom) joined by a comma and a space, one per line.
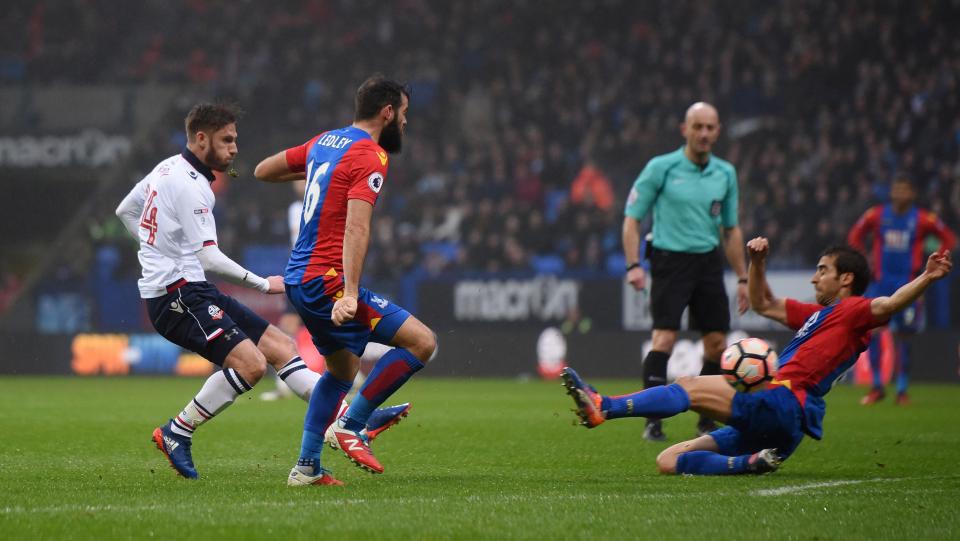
204, 146, 230, 171
379, 117, 403, 154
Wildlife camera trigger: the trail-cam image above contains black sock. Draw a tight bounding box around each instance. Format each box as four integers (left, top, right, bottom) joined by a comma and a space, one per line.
698, 358, 721, 426
642, 350, 670, 389
699, 358, 721, 376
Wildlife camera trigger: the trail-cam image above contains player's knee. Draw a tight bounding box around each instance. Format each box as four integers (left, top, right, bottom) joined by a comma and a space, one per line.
429, 333, 439, 362
414, 330, 437, 364
258, 326, 298, 368
656, 449, 678, 474
233, 347, 267, 385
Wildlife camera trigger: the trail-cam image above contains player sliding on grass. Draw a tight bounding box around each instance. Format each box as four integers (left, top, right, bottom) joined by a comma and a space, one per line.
562, 237, 952, 475
115, 103, 411, 481
255, 76, 437, 486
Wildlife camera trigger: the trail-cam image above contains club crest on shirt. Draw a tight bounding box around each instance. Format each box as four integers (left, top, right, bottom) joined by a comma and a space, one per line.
208, 305, 224, 320
796, 311, 820, 338
368, 172, 384, 193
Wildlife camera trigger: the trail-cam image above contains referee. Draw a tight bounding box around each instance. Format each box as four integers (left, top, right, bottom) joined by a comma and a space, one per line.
622, 102, 749, 441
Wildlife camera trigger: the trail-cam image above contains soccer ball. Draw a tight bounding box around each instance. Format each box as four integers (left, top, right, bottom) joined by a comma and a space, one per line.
720, 338, 778, 393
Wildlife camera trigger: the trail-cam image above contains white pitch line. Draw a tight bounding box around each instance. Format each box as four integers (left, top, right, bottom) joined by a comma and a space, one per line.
752, 477, 904, 496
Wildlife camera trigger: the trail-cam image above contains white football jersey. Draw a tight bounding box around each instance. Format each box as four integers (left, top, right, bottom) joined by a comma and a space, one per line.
124, 152, 219, 298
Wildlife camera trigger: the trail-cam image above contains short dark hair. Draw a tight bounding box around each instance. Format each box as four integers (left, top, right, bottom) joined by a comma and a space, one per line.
820, 245, 870, 296
184, 102, 243, 142
892, 175, 914, 188
354, 75, 409, 121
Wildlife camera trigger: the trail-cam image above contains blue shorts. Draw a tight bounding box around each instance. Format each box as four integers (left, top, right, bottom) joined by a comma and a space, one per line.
146, 281, 269, 365
709, 386, 806, 460
286, 278, 410, 356
867, 279, 923, 332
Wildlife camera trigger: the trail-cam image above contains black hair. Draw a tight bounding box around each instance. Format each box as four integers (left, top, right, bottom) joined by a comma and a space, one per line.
892, 175, 915, 189
354, 75, 409, 121
184, 102, 243, 142
820, 244, 870, 296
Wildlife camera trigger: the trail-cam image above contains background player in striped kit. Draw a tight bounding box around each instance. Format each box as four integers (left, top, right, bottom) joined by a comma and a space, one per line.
848, 176, 955, 405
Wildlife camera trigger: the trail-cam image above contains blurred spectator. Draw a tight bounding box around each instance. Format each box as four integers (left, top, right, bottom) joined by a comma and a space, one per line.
6, 0, 958, 292
569, 159, 615, 212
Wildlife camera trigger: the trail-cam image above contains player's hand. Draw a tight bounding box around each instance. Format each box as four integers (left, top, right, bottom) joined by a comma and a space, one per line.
332, 295, 358, 326
626, 265, 646, 291
736, 285, 749, 314
924, 249, 953, 280
746, 237, 769, 262
265, 276, 286, 294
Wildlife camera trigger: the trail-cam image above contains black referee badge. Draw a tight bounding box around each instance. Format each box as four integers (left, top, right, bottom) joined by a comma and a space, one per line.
710, 200, 722, 216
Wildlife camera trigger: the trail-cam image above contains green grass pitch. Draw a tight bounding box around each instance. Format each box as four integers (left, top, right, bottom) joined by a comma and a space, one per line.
1, 376, 958, 540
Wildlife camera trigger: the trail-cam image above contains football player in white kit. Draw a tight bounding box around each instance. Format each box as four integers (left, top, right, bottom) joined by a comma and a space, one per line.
115, 103, 408, 481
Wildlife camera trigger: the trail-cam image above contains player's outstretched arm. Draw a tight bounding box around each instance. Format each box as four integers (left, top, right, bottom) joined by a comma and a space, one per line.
871, 250, 953, 319
195, 245, 284, 294
746, 237, 788, 325
254, 151, 306, 183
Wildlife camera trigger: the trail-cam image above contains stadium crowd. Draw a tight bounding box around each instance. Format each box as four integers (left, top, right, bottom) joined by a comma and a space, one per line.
4, 0, 958, 289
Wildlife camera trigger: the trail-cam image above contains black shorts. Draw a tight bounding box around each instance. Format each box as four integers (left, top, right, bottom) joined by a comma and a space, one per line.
649, 248, 730, 333
146, 280, 270, 366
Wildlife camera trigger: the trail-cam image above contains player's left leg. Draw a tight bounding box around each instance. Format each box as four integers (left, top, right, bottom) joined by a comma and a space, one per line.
892, 301, 920, 405
257, 324, 412, 435
894, 331, 913, 405
657, 427, 786, 475
260, 313, 302, 401
860, 331, 886, 405
340, 314, 436, 432
257, 324, 321, 400
861, 282, 890, 405
561, 368, 734, 427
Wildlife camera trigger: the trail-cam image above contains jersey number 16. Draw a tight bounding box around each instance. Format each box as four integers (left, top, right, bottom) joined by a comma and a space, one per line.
303, 160, 331, 223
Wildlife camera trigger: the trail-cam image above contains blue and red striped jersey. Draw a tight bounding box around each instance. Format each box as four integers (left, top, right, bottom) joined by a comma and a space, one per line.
282, 126, 389, 288
848, 204, 955, 281
771, 297, 884, 439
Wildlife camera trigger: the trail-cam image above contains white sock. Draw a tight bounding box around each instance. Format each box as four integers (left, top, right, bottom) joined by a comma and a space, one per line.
170, 368, 252, 438
277, 356, 321, 401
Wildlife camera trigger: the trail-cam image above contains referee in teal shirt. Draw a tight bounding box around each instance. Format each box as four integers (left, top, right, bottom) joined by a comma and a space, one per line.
623, 102, 749, 441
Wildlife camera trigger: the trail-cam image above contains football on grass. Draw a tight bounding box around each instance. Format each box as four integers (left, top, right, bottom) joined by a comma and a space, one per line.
720, 338, 778, 393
